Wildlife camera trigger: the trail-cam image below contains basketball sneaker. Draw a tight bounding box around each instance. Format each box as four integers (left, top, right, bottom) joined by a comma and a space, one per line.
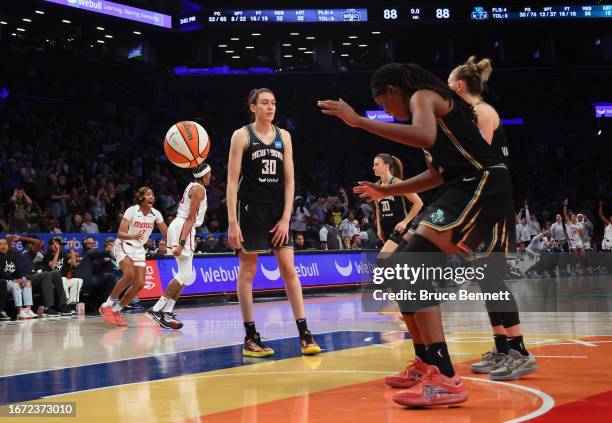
489, 349, 539, 381
393, 365, 468, 407
243, 332, 274, 357
100, 306, 115, 325
111, 310, 128, 327
300, 330, 321, 355
471, 348, 507, 374
145, 308, 171, 329
163, 312, 184, 330
385, 357, 428, 389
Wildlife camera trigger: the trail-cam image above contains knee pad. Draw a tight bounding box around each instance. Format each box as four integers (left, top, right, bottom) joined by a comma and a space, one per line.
174, 256, 194, 286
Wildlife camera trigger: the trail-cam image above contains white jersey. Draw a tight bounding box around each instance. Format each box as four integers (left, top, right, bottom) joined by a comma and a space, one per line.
177, 182, 207, 227
122, 205, 164, 248
565, 222, 583, 244
605, 223, 612, 241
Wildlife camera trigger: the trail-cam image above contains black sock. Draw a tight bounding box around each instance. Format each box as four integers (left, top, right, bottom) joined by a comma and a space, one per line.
414, 343, 431, 364
508, 336, 529, 356
296, 318, 309, 338
427, 342, 455, 378
244, 321, 257, 338
494, 334, 510, 354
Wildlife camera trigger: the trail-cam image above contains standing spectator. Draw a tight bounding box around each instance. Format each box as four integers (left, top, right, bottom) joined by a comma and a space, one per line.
304, 214, 323, 249
82, 212, 99, 234
338, 210, 360, 239
8, 188, 32, 232
319, 214, 341, 250
524, 202, 540, 239
42, 237, 82, 307
290, 196, 310, 236
598, 201, 612, 251
515, 208, 531, 243
310, 196, 327, 223
578, 214, 593, 251
49, 174, 69, 219
550, 213, 568, 251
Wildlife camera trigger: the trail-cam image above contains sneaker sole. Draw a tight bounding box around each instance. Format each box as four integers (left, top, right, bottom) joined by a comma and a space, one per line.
242, 348, 274, 358
490, 364, 539, 381
384, 379, 421, 389
470, 366, 493, 374
301, 346, 321, 356
393, 390, 469, 407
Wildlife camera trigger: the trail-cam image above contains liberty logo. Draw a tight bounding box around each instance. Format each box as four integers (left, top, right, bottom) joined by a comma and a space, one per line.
430, 209, 445, 225
4, 261, 15, 274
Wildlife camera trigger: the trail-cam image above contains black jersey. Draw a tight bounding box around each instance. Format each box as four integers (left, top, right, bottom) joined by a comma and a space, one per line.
238, 124, 286, 204
377, 177, 407, 238
491, 123, 510, 167
426, 94, 501, 183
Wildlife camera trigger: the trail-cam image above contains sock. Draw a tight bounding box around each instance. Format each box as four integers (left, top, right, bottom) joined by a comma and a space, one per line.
427, 342, 455, 378
508, 336, 529, 356
152, 296, 168, 312
112, 303, 123, 313
244, 321, 257, 338
163, 299, 176, 313
414, 343, 431, 364
494, 334, 510, 354
103, 297, 116, 308
296, 318, 309, 338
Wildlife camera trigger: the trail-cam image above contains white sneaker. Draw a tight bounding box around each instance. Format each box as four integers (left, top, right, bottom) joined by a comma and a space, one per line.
25, 308, 38, 319
18, 309, 32, 320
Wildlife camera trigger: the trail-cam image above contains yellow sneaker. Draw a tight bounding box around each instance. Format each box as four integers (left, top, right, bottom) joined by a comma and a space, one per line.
243, 333, 274, 357
300, 330, 321, 355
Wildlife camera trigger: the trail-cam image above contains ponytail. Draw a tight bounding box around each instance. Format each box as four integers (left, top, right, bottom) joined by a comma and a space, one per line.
450, 56, 493, 95
375, 153, 404, 180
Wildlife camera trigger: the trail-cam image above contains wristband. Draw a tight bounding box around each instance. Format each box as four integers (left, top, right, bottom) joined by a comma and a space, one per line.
179, 240, 186, 247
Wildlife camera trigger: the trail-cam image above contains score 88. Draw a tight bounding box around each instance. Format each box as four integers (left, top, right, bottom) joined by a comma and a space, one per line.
383, 9, 398, 19
435, 8, 451, 19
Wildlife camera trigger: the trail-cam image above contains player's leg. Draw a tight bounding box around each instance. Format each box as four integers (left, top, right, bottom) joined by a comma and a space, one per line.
147, 254, 191, 329
237, 251, 272, 357
274, 247, 321, 355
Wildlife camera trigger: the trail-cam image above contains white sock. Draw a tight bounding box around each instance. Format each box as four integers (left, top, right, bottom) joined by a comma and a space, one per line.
112, 303, 123, 313
152, 297, 169, 312
103, 297, 115, 308
163, 299, 176, 313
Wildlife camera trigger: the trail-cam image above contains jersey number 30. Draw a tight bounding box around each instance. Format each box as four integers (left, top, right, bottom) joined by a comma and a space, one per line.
262, 159, 277, 175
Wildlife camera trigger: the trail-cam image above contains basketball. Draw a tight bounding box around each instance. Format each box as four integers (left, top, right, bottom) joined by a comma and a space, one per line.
163, 121, 211, 168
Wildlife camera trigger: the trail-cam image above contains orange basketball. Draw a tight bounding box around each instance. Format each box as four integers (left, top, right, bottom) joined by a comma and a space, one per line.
163, 121, 210, 168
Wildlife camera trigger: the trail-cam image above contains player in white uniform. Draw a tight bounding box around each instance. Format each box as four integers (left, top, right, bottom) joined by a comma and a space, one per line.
146, 163, 210, 329
563, 199, 584, 252
100, 186, 167, 327
598, 201, 612, 251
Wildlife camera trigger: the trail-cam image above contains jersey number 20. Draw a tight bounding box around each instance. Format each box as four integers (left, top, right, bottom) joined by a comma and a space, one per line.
262, 159, 277, 175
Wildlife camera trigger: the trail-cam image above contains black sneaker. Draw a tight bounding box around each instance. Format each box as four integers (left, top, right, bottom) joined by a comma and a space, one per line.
0, 311, 10, 321
163, 312, 183, 330
60, 305, 76, 316
124, 302, 145, 313
145, 308, 171, 329
42, 307, 60, 317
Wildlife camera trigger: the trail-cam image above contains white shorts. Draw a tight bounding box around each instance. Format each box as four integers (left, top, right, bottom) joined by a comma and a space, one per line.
114, 240, 146, 267
602, 239, 612, 251
569, 239, 583, 250
167, 217, 195, 258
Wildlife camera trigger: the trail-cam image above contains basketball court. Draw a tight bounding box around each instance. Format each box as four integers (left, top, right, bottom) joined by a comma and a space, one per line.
1, 292, 610, 422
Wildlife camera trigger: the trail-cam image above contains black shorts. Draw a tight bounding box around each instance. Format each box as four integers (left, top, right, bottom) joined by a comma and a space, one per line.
417, 166, 515, 259
381, 222, 404, 245
238, 200, 293, 253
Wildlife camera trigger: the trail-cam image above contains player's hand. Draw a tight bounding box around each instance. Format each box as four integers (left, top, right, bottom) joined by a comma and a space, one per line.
563, 198, 569, 206
317, 99, 361, 127
394, 222, 407, 234
270, 218, 289, 247
173, 245, 183, 257
228, 222, 243, 250
353, 181, 386, 201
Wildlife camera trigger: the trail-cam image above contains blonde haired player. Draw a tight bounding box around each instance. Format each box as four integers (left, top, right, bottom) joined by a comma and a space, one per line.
146, 162, 210, 329
100, 187, 167, 326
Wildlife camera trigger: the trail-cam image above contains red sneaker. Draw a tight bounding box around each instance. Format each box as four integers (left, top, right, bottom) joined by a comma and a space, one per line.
393, 365, 468, 407
112, 311, 128, 327
100, 306, 115, 326
385, 357, 428, 389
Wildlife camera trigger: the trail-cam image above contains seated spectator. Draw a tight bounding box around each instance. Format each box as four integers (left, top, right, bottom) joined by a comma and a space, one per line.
7, 234, 72, 316
319, 214, 341, 250
68, 213, 85, 233
193, 235, 203, 253
0, 238, 37, 320
73, 236, 116, 312
214, 235, 232, 253
342, 236, 352, 250
294, 233, 308, 251
153, 239, 169, 257
42, 237, 83, 307
82, 211, 100, 234
199, 234, 218, 253
304, 214, 323, 249
351, 234, 363, 249
144, 238, 155, 253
